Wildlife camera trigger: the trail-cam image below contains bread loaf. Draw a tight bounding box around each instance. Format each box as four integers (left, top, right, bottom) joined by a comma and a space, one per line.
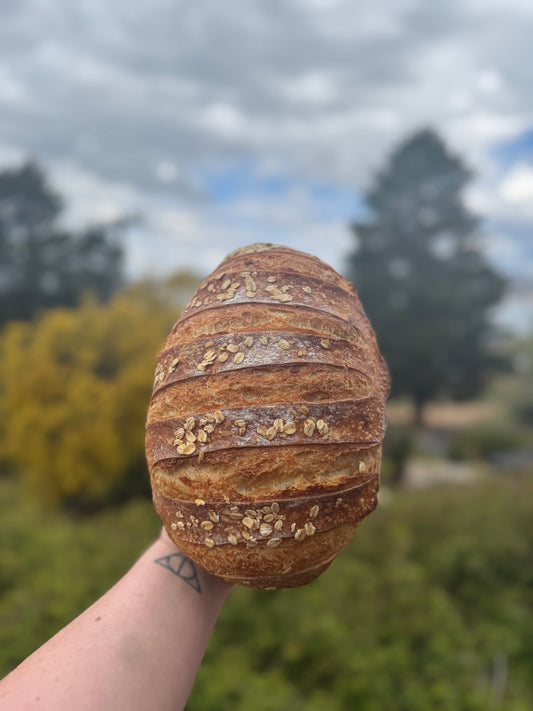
146, 243, 389, 589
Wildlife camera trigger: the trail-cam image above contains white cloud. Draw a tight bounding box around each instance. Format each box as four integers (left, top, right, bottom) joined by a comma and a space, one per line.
154, 160, 180, 184
477, 69, 503, 94
200, 103, 247, 140
449, 112, 528, 146
0, 143, 26, 167
51, 161, 141, 227
467, 161, 533, 225
282, 72, 339, 106
499, 163, 533, 208
0, 0, 533, 281
0, 67, 29, 107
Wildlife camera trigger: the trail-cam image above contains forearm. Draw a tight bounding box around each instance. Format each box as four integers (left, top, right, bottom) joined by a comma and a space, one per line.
0, 531, 231, 711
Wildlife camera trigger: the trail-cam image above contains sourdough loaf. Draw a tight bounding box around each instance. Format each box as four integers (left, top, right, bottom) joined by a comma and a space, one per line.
146, 243, 389, 588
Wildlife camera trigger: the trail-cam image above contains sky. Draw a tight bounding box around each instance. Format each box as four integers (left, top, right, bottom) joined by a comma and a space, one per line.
1, 0, 533, 308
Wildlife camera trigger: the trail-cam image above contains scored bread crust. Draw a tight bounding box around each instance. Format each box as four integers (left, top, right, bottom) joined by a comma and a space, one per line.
146, 243, 390, 589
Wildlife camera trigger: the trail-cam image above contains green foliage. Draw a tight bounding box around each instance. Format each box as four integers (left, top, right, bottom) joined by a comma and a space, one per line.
448, 424, 530, 461
0, 478, 161, 675
2, 476, 531, 708
516, 401, 533, 427
346, 129, 506, 424
446, 332, 533, 462
0, 161, 124, 327
191, 478, 533, 710
1, 476, 532, 708
508, 333, 533, 427
0, 280, 185, 508
381, 422, 416, 485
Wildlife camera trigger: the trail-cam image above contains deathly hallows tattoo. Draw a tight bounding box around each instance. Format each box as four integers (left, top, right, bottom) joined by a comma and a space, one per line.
154, 553, 202, 593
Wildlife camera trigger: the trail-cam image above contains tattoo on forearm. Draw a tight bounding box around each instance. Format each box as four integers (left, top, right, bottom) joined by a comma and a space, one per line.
154, 553, 202, 593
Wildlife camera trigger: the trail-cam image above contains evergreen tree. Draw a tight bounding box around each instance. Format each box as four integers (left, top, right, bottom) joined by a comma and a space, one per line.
0, 161, 124, 326
347, 129, 506, 426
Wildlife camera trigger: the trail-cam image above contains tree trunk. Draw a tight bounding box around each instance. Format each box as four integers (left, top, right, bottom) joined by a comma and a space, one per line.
390, 456, 409, 488
413, 396, 425, 429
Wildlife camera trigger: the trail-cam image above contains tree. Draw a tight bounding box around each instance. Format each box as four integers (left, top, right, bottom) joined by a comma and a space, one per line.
347, 129, 506, 426
0, 273, 199, 509
0, 161, 124, 327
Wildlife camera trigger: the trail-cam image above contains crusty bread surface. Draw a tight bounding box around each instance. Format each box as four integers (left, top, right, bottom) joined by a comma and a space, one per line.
146, 243, 389, 588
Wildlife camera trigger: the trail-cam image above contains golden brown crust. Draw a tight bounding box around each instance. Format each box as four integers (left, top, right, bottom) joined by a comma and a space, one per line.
146, 397, 385, 466
146, 243, 389, 589
151, 331, 374, 400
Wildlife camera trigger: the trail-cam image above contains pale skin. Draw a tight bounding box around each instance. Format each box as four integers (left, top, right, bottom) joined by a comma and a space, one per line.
0, 529, 232, 711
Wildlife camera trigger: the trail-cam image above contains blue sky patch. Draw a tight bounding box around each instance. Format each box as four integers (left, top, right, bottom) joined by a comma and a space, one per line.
493, 128, 533, 165
198, 159, 364, 223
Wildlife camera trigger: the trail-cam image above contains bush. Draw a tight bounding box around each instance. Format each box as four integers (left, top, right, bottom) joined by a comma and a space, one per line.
381, 423, 416, 485
190, 477, 533, 711
0, 280, 186, 508
448, 425, 529, 462
0, 478, 161, 675
1, 476, 532, 709
515, 400, 533, 427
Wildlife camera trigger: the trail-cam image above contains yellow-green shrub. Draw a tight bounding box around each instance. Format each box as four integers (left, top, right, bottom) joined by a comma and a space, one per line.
0, 277, 196, 507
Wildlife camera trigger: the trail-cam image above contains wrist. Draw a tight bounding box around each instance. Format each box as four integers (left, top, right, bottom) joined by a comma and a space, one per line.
152, 527, 233, 604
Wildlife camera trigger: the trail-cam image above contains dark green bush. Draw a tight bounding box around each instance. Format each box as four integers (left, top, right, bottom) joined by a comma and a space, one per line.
448, 425, 528, 461
381, 423, 416, 485
515, 400, 533, 427
1, 475, 532, 710
0, 478, 161, 674
188, 477, 533, 710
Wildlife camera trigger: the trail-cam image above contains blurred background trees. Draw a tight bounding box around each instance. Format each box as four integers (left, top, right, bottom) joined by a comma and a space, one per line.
0, 162, 124, 328
0, 160, 198, 508
0, 285, 178, 509
347, 129, 506, 427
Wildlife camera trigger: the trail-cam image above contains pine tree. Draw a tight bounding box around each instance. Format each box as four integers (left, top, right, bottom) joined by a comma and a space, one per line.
347, 129, 506, 426
0, 161, 124, 327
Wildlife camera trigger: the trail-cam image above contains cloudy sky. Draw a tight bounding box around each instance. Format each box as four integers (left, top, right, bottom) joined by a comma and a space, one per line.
1, 0, 533, 294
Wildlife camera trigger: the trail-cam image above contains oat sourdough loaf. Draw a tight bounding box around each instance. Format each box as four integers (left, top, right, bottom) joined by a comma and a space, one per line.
146, 243, 390, 589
